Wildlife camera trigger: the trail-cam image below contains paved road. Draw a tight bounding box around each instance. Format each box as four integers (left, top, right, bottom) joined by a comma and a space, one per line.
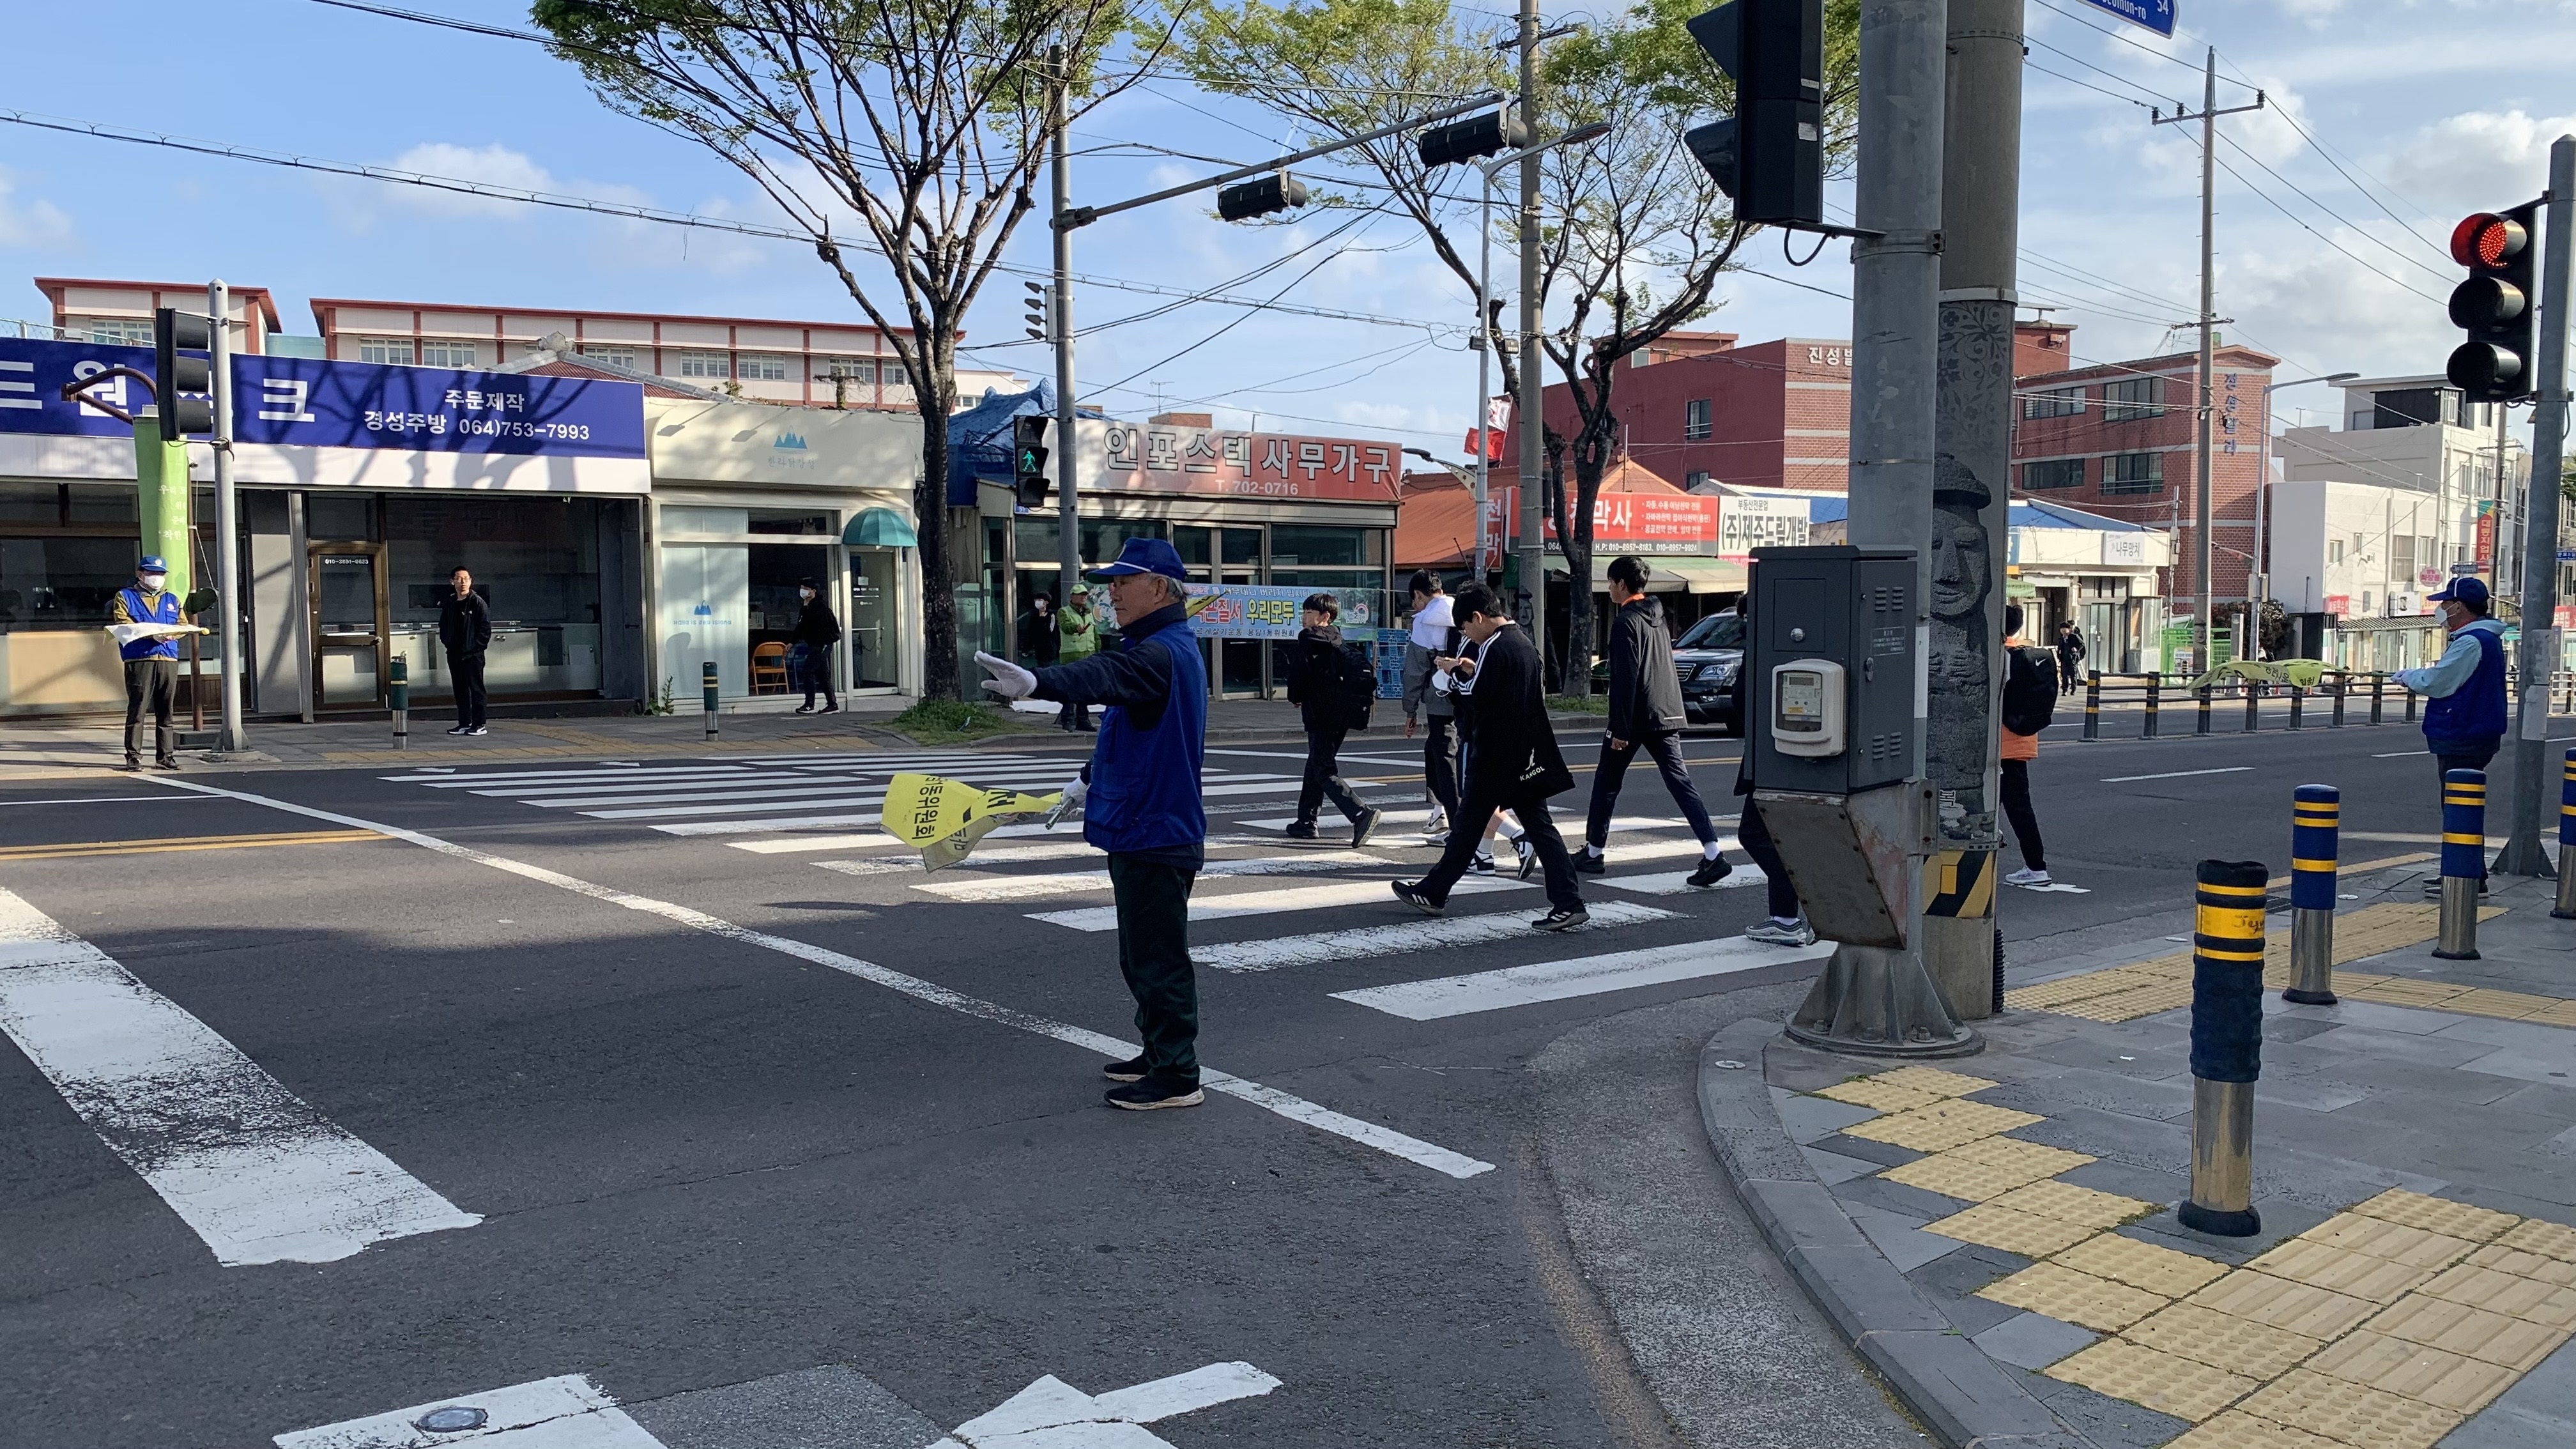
0, 709, 2556, 1446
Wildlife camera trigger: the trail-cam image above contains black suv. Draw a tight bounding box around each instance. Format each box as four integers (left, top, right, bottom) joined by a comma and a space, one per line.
1675, 611, 1745, 732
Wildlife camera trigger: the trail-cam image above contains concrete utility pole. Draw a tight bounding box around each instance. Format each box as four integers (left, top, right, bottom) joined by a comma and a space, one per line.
1049, 45, 1082, 606
208, 279, 248, 756
1922, 0, 2021, 1021
1515, 0, 1545, 675
2495, 134, 2575, 877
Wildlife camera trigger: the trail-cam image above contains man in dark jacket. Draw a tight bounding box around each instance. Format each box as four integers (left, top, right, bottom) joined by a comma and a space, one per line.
976, 539, 1209, 1110
437, 567, 493, 736
2054, 621, 2086, 696
1392, 582, 1585, 930
1284, 593, 1383, 846
1580, 557, 1728, 887
792, 577, 842, 714
2396, 576, 2509, 894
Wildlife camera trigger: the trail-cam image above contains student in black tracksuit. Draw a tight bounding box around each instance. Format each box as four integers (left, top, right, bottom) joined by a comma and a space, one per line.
1282, 593, 1384, 847
1581, 556, 1729, 887
438, 567, 493, 735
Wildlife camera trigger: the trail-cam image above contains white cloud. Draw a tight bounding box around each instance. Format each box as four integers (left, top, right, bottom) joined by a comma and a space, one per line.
382, 142, 572, 216
0, 167, 73, 249
2377, 108, 2576, 215
2221, 241, 2457, 379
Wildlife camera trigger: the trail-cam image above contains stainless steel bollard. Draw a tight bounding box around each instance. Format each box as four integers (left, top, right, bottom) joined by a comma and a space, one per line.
388, 657, 409, 751
2180, 857, 2268, 1238
2189, 1078, 2258, 1230
2285, 785, 2338, 1005
2433, 769, 2484, 961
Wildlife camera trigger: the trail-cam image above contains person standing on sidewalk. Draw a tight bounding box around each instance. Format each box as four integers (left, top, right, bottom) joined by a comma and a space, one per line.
792, 578, 841, 715
2395, 576, 2508, 895
109, 554, 183, 770
974, 538, 1209, 1110
438, 567, 492, 737
1392, 583, 1585, 930
2055, 620, 2086, 696
1579, 556, 1729, 887
1283, 594, 1384, 847
1055, 585, 1099, 732
1401, 570, 1460, 840
2001, 604, 2057, 887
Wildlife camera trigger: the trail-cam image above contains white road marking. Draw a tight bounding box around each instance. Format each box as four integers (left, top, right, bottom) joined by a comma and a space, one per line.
940, 1361, 1282, 1449
148, 779, 1495, 1180
1195, 900, 1678, 972
916, 852, 1383, 902
729, 833, 894, 854
2343, 831, 2510, 847
1243, 810, 1687, 832
521, 765, 1125, 809
1330, 935, 1836, 1020
2099, 767, 2256, 783
275, 1374, 659, 1448
1030, 875, 1531, 931
1583, 835, 1733, 866
656, 813, 885, 836
1595, 868, 1767, 895
385, 767, 755, 786
585, 775, 1302, 821
0, 794, 216, 806
2011, 881, 2093, 894
813, 843, 1107, 878
0, 888, 479, 1267
1206, 747, 1420, 767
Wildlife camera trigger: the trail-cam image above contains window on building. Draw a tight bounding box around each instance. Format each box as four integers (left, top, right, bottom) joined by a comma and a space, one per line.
2102, 376, 2167, 422
1685, 470, 1712, 490
2021, 458, 2085, 491
356, 337, 416, 365
2102, 452, 2163, 495
739, 353, 791, 381
2419, 537, 2437, 575
2328, 540, 2345, 564
2391, 535, 2416, 581
882, 360, 909, 387
2023, 386, 2083, 419
1683, 397, 1712, 441
821, 356, 877, 385
2372, 388, 2453, 430
677, 350, 731, 379
418, 339, 479, 369
578, 344, 637, 369
75, 318, 154, 346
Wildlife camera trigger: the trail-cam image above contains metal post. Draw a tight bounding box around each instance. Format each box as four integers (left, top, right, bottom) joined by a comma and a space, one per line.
2329, 675, 2345, 728
2243, 678, 2259, 733
2371, 673, 2384, 724
1049, 47, 1081, 608
702, 660, 721, 740
2145, 672, 2161, 737
1514, 0, 1544, 677
2285, 784, 2338, 1004
208, 280, 247, 755
389, 656, 409, 752
2287, 684, 2303, 730
2179, 857, 2267, 1237
2406, 686, 2418, 724
2554, 748, 2576, 918
2197, 683, 2212, 734
2497, 136, 2574, 876
2435, 769, 2486, 960
2082, 670, 2101, 740
1475, 174, 1494, 580
2193, 49, 2217, 672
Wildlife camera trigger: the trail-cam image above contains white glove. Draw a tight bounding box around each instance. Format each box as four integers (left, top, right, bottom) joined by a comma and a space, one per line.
1045, 775, 1087, 828
975, 650, 1037, 700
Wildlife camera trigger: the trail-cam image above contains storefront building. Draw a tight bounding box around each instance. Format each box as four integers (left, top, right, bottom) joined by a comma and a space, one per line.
2005, 500, 2172, 673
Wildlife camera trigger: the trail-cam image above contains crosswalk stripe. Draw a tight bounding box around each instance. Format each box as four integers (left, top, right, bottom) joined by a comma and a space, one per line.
814, 842, 1106, 878
385, 766, 755, 786
1031, 875, 1531, 932
522, 781, 890, 808
274, 1374, 657, 1448
0, 887, 479, 1267
914, 852, 1384, 902
1193, 900, 1678, 972
654, 813, 885, 835
581, 792, 900, 820
730, 833, 893, 854
1241, 810, 1687, 832
505, 765, 1141, 808
1597, 869, 1767, 896
1328, 935, 1836, 1020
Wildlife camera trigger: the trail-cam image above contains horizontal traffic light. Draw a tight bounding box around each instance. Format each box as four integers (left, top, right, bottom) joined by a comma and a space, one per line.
1217, 173, 1310, 222
1417, 112, 1529, 169
2444, 204, 2537, 403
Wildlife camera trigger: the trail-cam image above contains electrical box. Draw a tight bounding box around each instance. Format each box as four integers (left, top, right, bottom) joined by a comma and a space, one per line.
1749, 545, 1918, 793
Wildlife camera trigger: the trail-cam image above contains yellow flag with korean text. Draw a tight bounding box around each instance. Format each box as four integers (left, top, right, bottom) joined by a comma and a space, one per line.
878, 773, 1063, 871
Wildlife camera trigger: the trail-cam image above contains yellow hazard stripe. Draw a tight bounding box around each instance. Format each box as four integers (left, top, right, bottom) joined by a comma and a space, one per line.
2196, 947, 2267, 962
2292, 858, 2336, 872
2198, 905, 2266, 937
2442, 832, 2486, 846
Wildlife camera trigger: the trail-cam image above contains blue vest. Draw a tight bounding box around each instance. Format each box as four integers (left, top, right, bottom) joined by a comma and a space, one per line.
2423, 620, 2507, 751
117, 586, 181, 661
1084, 613, 1208, 855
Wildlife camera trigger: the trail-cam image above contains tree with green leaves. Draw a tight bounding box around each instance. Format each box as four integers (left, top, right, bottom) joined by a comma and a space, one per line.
1186, 0, 1857, 688
531, 0, 1172, 698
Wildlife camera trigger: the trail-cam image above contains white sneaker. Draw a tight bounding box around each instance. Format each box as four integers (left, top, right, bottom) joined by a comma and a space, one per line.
1745, 918, 1816, 947
2004, 868, 2052, 887
1421, 811, 1449, 840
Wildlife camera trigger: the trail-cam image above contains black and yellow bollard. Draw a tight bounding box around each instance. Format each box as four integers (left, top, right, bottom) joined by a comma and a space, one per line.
2180, 859, 2268, 1237
2554, 749, 2576, 920
388, 656, 409, 752
2145, 673, 2162, 738
702, 660, 721, 741
2434, 769, 2485, 961
2284, 785, 2338, 1004
2083, 671, 2101, 740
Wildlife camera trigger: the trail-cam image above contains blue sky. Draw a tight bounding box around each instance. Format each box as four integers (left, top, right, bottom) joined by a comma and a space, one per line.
3, 0, 2571, 462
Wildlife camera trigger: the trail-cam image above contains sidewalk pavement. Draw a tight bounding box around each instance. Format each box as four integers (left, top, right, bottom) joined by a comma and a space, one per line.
1701, 861, 2576, 1449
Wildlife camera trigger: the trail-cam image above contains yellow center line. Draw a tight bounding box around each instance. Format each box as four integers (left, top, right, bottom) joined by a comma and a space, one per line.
0, 830, 385, 862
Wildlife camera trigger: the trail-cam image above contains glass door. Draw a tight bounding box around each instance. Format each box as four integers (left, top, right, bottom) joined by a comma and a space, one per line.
310, 545, 388, 709
1172, 525, 1268, 699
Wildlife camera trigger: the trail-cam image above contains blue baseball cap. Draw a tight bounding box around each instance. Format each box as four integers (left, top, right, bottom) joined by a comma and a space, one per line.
1087, 537, 1188, 582
2428, 576, 2490, 608
137, 555, 167, 572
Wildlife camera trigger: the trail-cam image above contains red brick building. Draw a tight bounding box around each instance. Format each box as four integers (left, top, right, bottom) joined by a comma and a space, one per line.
1498, 334, 1852, 494
2010, 327, 2276, 606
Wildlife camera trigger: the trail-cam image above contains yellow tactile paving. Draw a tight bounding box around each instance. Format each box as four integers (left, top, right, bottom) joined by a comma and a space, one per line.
1976, 1261, 2169, 1333
2057, 982, 2196, 1022
2297, 1214, 2480, 1271
2306, 1329, 2521, 1414
1947, 1135, 2095, 1175
2441, 988, 2568, 1020
2122, 1303, 2324, 1380
2464, 1241, 2576, 1287
1989, 1180, 2158, 1230
2350, 1190, 2519, 1243
2006, 964, 2178, 1011
1864, 1065, 1998, 1098
1881, 1151, 2062, 1202
2188, 1271, 2379, 1340
2057, 1234, 2232, 1298
2496, 1217, 2576, 1263
1812, 1078, 1943, 1114
2046, 1338, 2259, 1423
1837, 1099, 2044, 1153
2417, 1263, 2576, 1327
1921, 1203, 2101, 1257
2363, 1293, 2572, 1370
2244, 1239, 2437, 1303
2345, 979, 2488, 1008
2237, 1369, 2462, 1449
2165, 1410, 2344, 1449
2529, 998, 2576, 1026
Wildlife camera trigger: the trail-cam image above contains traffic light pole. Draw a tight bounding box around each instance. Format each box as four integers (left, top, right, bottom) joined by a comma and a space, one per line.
2494, 134, 2575, 877
1048, 47, 1080, 611
209, 279, 249, 756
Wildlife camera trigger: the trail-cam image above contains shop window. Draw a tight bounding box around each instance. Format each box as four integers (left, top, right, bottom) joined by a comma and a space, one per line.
677, 350, 731, 379
308, 493, 378, 540
2102, 377, 2166, 422
356, 337, 416, 365
746, 509, 832, 535
66, 484, 137, 525
1683, 398, 1712, 441
2023, 386, 2083, 419
1269, 525, 1377, 568
2102, 453, 2163, 495
419, 339, 480, 369
2022, 458, 2085, 491
661, 506, 750, 535
740, 354, 791, 381
0, 536, 137, 632
0, 482, 62, 526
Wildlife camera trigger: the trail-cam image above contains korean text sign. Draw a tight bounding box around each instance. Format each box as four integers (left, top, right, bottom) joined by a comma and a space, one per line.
1101, 422, 1398, 501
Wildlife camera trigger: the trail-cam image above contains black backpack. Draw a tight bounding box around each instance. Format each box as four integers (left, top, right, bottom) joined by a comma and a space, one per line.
1334, 640, 1378, 729
2002, 647, 2058, 736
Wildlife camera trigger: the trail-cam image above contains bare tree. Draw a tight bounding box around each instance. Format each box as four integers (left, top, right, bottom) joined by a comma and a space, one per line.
532, 0, 1172, 700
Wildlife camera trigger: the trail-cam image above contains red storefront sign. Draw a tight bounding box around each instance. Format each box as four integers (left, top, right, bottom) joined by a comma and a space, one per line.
2324, 595, 2350, 617
1533, 489, 1721, 546
1100, 422, 1399, 501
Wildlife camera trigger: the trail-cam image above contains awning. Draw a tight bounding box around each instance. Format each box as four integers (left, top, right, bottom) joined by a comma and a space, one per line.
1544, 558, 1745, 594
844, 507, 917, 547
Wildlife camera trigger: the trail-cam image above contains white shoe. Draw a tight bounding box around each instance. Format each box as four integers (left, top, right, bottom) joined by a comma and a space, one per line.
2004, 868, 2052, 887
1421, 810, 1449, 840
1745, 918, 1817, 947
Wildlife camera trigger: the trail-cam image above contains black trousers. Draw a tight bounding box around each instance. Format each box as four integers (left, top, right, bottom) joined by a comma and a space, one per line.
799, 650, 836, 709
1421, 712, 1460, 818
1298, 720, 1368, 825
123, 657, 176, 763
1059, 700, 1091, 731
2000, 758, 2046, 871
2058, 656, 2082, 694
1418, 779, 1581, 910
1585, 728, 1717, 848
447, 649, 487, 728
1736, 793, 1800, 920
2435, 745, 2499, 880
1108, 854, 1199, 1084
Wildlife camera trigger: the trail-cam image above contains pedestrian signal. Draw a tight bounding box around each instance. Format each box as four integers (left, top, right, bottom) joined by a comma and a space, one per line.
1013, 413, 1051, 510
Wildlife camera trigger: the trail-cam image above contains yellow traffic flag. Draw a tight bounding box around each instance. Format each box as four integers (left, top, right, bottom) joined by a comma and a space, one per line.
878, 772, 1064, 871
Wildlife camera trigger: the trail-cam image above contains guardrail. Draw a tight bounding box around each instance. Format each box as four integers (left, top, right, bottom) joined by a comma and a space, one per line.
2078, 670, 2415, 742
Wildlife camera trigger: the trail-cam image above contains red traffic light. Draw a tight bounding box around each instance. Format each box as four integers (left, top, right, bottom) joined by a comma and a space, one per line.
2450, 213, 2527, 268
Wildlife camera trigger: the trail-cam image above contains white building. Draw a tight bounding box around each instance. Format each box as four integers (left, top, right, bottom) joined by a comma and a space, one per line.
2267, 479, 2446, 670
2275, 376, 2527, 590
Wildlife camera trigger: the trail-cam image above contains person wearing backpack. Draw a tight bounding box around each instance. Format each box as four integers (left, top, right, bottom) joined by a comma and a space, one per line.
1579, 556, 1729, 887
1283, 592, 1384, 846
2001, 604, 2058, 886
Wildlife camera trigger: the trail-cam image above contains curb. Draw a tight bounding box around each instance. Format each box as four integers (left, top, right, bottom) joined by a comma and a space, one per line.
1694, 1020, 2097, 1449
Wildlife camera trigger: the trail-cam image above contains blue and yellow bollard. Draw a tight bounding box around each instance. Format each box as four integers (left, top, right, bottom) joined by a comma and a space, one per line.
388, 656, 409, 752
2285, 785, 2338, 1004
2554, 749, 2576, 920
2181, 858, 2269, 1237
2434, 769, 2485, 960
703, 660, 721, 740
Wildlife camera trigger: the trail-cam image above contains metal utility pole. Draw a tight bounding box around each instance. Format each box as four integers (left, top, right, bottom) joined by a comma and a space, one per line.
208, 279, 248, 756
1048, 45, 1080, 607
1515, 0, 1545, 675
2153, 52, 2262, 666
2495, 134, 2575, 877
1921, 0, 2021, 1021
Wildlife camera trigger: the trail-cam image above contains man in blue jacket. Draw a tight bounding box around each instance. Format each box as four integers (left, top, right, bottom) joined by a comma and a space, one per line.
977, 538, 1209, 1110
2395, 576, 2508, 893
109, 554, 185, 770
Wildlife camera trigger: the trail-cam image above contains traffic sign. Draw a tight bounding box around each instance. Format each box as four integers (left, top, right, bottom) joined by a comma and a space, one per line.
2074, 0, 2174, 36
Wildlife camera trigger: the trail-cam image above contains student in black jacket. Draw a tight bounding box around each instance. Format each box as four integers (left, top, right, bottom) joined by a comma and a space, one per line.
1581, 557, 1729, 887
792, 578, 843, 714
1392, 582, 1585, 930
1282, 593, 1383, 847
437, 567, 493, 736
